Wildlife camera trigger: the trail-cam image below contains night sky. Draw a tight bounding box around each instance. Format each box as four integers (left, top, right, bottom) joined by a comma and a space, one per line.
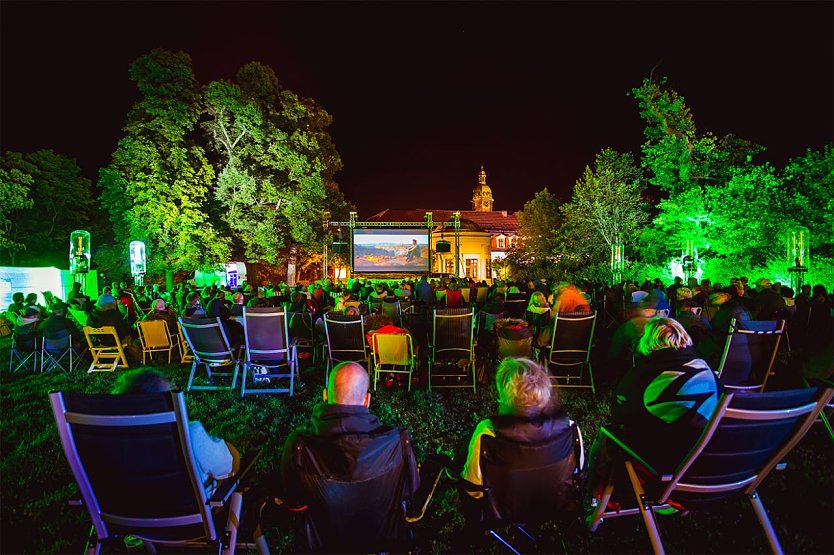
2, 1, 832, 217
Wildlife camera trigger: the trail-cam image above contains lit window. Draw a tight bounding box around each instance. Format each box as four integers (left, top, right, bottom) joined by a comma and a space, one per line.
496, 236, 505, 249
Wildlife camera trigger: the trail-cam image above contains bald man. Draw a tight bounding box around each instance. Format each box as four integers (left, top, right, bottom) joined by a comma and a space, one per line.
279, 361, 420, 506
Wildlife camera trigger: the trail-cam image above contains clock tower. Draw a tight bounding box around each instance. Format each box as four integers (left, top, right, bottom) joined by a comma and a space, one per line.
471, 165, 494, 212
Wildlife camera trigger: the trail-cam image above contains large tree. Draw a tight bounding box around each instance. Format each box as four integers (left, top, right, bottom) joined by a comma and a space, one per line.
1, 150, 93, 266
559, 148, 648, 269
99, 49, 229, 276
505, 188, 563, 279
0, 155, 34, 264
203, 62, 350, 265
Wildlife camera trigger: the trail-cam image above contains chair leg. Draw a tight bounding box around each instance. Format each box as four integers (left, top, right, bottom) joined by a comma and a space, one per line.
588, 481, 613, 532
489, 529, 521, 555
625, 461, 665, 555
187, 361, 198, 391
748, 490, 784, 555
221, 491, 243, 555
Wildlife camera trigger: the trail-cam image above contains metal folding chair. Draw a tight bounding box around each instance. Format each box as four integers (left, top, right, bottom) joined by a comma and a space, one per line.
9, 330, 39, 373
545, 311, 597, 393
41, 329, 85, 373
716, 318, 785, 391
323, 312, 369, 384
241, 307, 298, 396
179, 317, 240, 392
429, 308, 476, 392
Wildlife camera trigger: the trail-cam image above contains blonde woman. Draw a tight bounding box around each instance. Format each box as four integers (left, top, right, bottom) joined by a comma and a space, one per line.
586, 318, 722, 507
462, 358, 573, 495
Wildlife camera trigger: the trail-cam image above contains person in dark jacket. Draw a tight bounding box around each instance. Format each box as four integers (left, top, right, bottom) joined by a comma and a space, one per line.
40, 302, 83, 345
280, 362, 421, 506
586, 318, 722, 506
462, 357, 574, 498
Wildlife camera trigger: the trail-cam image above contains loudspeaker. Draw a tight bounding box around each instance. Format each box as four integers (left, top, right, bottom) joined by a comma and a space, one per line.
435, 240, 451, 253
331, 242, 348, 253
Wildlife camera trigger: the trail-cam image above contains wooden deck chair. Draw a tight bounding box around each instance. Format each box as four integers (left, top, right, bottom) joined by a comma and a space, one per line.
371, 333, 415, 392
83, 326, 129, 373
50, 389, 265, 555
323, 312, 369, 383
137, 320, 174, 365
429, 308, 476, 392
545, 311, 596, 393
475, 286, 489, 306
588, 386, 834, 555
241, 307, 298, 397
177, 320, 194, 364
716, 318, 785, 391
179, 317, 240, 392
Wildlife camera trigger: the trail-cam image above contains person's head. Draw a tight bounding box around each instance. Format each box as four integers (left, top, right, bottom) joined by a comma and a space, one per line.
755, 278, 771, 292
112, 369, 171, 394
676, 287, 693, 301
344, 306, 361, 316
51, 302, 68, 317
412, 239, 417, 245
324, 362, 370, 407
637, 317, 693, 356
495, 358, 554, 417
25, 293, 38, 304
12, 292, 24, 304
23, 306, 41, 318
152, 298, 166, 312
528, 291, 548, 309
233, 292, 244, 305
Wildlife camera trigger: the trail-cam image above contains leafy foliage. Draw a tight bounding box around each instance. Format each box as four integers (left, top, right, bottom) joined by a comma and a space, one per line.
1, 150, 91, 266
505, 188, 563, 280
99, 49, 231, 274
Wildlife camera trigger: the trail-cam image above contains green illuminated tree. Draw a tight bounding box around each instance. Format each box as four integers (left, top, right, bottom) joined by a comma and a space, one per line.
0, 154, 34, 264
780, 145, 834, 258
99, 49, 229, 275
506, 188, 563, 279
559, 149, 648, 269
202, 62, 349, 264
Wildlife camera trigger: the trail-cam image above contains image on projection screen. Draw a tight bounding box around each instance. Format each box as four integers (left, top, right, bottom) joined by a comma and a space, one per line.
353, 229, 429, 273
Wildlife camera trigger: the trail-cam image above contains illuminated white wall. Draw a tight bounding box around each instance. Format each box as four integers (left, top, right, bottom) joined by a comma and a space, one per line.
0, 267, 72, 309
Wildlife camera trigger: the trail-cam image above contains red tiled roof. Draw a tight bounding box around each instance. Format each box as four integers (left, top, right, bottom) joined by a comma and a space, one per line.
366, 208, 518, 234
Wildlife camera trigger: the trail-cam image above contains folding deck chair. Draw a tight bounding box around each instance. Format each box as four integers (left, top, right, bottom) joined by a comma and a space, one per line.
716, 318, 785, 391
241, 307, 298, 396
179, 317, 241, 392
371, 332, 416, 392
588, 386, 834, 555
323, 312, 369, 384
136, 319, 175, 365
429, 308, 477, 392
455, 420, 585, 555
544, 311, 597, 393
285, 426, 436, 553
50, 389, 264, 555
177, 320, 194, 364
83, 326, 129, 373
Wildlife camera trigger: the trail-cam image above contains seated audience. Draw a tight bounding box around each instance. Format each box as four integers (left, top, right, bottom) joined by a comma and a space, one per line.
230, 292, 245, 317
111, 369, 237, 493
144, 298, 178, 335
206, 297, 243, 350
88, 300, 132, 346
40, 302, 83, 346
6, 292, 26, 318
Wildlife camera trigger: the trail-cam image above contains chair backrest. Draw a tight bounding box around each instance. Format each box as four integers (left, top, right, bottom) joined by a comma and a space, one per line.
716, 318, 785, 390
657, 386, 834, 504
49, 390, 215, 544
433, 308, 475, 355
476, 287, 489, 304
460, 288, 471, 303
524, 309, 551, 337
288, 311, 314, 343
495, 323, 534, 359
548, 311, 597, 366
84, 326, 120, 349
13, 327, 40, 352
242, 307, 290, 363
445, 289, 463, 308
381, 300, 402, 320
373, 333, 413, 366
68, 307, 89, 327
291, 427, 414, 552
137, 320, 171, 349
480, 421, 580, 525
179, 317, 235, 364
504, 294, 528, 318
324, 313, 366, 361
42, 327, 72, 351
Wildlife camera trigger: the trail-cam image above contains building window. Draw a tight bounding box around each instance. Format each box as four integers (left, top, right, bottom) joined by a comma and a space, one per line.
496, 236, 505, 249
486, 258, 492, 279
445, 259, 454, 275
465, 258, 478, 279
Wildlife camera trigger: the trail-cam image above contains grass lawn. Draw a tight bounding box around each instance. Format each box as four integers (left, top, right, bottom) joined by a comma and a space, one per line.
1, 337, 831, 554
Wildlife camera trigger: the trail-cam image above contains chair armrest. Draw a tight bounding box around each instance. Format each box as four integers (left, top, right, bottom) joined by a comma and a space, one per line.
208, 448, 263, 507
405, 453, 448, 522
